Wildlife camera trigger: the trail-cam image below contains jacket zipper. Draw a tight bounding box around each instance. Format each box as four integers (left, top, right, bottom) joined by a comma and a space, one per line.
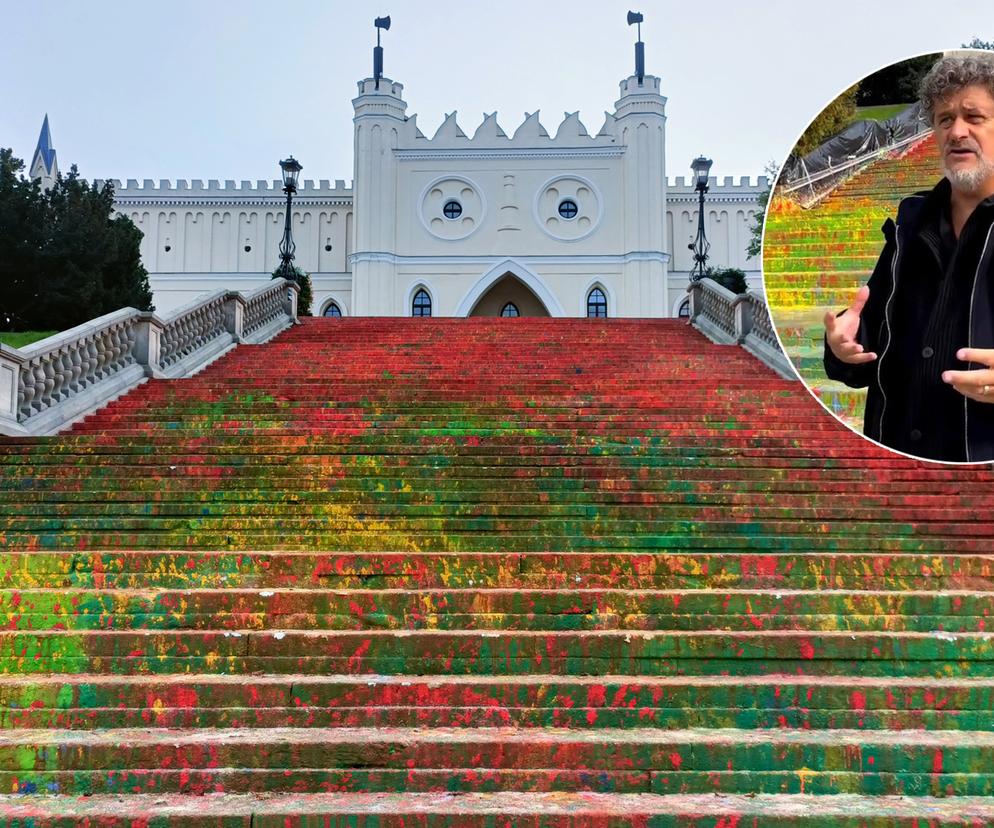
964, 222, 994, 462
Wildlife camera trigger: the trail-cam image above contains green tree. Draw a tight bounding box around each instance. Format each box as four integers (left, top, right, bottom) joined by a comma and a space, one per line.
747, 162, 778, 260
0, 150, 153, 331
0, 150, 49, 329
705, 267, 748, 295
794, 85, 858, 156
272, 265, 313, 316
856, 54, 941, 106
963, 38, 994, 50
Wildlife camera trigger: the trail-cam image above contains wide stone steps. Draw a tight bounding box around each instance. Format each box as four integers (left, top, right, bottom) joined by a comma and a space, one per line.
2, 523, 990, 557
6, 791, 994, 827
2, 501, 988, 524
6, 533, 991, 554
2, 491, 986, 513
4, 674, 991, 731
4, 588, 992, 632
3, 726, 994, 796
5, 551, 989, 590
4, 317, 993, 821
4, 628, 993, 677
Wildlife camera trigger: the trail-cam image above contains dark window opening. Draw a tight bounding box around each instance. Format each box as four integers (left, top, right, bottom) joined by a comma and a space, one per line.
587, 287, 607, 318
500, 302, 520, 317
412, 288, 432, 317
558, 199, 578, 219
323, 302, 342, 317
443, 200, 462, 219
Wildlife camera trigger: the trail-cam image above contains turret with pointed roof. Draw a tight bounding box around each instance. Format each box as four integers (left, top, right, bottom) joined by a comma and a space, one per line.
29, 114, 58, 191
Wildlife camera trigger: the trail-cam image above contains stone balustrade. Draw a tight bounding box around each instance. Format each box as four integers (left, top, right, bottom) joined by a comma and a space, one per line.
0, 279, 299, 436
687, 278, 796, 380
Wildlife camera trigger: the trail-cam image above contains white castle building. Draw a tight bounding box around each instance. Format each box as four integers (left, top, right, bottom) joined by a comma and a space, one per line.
39, 28, 765, 319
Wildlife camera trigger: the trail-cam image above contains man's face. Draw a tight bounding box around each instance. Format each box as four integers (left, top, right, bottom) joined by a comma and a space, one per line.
934, 83, 994, 195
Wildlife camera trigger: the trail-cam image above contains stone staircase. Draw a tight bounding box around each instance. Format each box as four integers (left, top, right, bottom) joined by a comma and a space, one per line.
2, 317, 994, 826
764, 136, 940, 429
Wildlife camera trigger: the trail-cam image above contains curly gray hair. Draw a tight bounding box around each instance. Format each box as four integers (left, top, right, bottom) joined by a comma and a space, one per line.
920, 54, 994, 123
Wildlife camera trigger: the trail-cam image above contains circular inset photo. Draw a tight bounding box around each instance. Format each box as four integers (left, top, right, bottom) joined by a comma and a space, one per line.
763, 49, 994, 463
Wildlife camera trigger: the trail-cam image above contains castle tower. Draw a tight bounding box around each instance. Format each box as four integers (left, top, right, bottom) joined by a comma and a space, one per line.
29, 115, 58, 191
612, 74, 668, 317
351, 76, 407, 315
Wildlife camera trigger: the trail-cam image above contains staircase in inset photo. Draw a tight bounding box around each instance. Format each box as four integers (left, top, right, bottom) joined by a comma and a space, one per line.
2, 317, 994, 826
763, 135, 939, 428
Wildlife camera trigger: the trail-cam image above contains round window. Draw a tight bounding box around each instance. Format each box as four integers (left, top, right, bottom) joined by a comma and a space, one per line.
558, 199, 578, 219
443, 200, 463, 219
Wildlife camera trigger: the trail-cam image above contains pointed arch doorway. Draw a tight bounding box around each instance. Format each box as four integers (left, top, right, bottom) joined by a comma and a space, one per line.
455, 259, 565, 318
466, 273, 550, 317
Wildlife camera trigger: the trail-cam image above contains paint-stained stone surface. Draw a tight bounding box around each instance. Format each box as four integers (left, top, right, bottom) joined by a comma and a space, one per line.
763, 136, 940, 429
1, 317, 994, 824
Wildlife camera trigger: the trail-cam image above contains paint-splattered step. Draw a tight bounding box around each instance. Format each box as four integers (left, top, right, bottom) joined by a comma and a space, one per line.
3, 503, 990, 531
4, 791, 994, 827
3, 726, 994, 796
3, 629, 993, 677
9, 487, 988, 510
3, 587, 993, 633
2, 674, 992, 732
5, 551, 992, 591
6, 531, 993, 554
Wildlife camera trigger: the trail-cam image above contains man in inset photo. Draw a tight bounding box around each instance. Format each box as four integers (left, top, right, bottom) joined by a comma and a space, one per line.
825, 53, 994, 462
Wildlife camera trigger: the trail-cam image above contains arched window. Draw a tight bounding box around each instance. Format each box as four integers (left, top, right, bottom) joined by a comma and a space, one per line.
678, 298, 691, 319
500, 302, 520, 317
323, 301, 342, 317
412, 288, 432, 317
586, 287, 607, 318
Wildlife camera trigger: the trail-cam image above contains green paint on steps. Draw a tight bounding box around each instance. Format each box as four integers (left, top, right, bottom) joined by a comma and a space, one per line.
1, 319, 993, 811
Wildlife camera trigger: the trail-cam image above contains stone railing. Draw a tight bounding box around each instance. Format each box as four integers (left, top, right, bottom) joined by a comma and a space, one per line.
0, 279, 298, 436
687, 279, 796, 380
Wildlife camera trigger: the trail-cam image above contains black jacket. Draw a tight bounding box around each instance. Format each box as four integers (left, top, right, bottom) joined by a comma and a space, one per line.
824, 179, 994, 462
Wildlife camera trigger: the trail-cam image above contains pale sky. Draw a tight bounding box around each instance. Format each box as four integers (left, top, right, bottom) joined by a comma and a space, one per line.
3, 0, 991, 184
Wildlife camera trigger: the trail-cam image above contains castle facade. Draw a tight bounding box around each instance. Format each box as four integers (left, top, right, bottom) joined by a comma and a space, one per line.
79, 51, 764, 317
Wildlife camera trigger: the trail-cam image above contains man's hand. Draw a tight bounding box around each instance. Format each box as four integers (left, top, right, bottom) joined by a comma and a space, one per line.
824, 285, 877, 365
943, 348, 994, 403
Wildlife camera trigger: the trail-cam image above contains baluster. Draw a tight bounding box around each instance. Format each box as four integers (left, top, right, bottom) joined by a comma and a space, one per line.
19, 364, 37, 419
106, 328, 120, 374
53, 349, 72, 402
82, 337, 99, 387
40, 358, 56, 412
97, 329, 114, 380
121, 323, 135, 367
69, 340, 84, 392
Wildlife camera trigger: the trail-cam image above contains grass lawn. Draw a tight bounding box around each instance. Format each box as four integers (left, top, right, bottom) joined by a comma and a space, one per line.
848, 103, 913, 126
0, 331, 58, 348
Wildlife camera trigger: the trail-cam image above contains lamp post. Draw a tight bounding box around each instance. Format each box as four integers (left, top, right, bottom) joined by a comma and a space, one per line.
689, 155, 713, 282
277, 156, 302, 281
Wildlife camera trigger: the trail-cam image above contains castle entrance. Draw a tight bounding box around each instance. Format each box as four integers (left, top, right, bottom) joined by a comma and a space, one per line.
467, 273, 550, 317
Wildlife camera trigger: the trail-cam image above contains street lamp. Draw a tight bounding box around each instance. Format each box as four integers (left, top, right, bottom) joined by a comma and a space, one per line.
277, 156, 302, 281
689, 155, 713, 282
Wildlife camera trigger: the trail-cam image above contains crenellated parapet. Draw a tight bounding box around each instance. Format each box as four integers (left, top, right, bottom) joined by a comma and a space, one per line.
100, 178, 354, 207
394, 109, 623, 157
667, 176, 768, 206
